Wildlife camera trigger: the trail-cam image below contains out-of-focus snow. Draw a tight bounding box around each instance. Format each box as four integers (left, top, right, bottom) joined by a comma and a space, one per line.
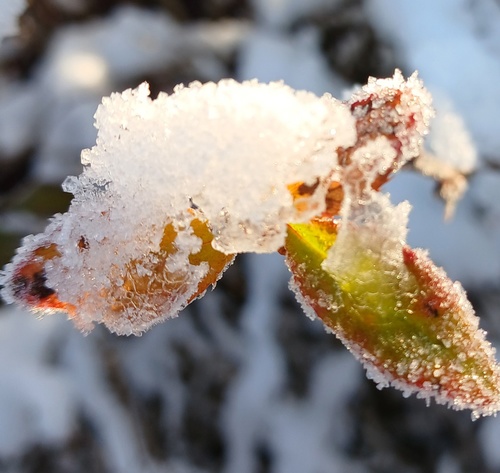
250, 0, 341, 28
0, 5, 250, 182
222, 254, 288, 473
238, 28, 348, 96
366, 0, 500, 161
0, 255, 365, 472
364, 0, 500, 286
425, 95, 477, 174
0, 303, 213, 472
0, 0, 25, 40
387, 171, 500, 286
40, 7, 179, 94
479, 416, 500, 469
0, 308, 75, 457
0, 83, 40, 159
222, 255, 363, 473
436, 455, 461, 473
62, 328, 161, 473
266, 353, 363, 473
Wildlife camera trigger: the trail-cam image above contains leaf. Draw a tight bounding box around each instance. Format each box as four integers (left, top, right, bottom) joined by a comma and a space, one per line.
284, 218, 500, 418
3, 242, 75, 314
2, 214, 234, 334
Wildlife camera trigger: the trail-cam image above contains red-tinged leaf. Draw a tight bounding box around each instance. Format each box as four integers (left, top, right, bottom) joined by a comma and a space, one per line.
5, 243, 77, 316
284, 219, 500, 418
1, 214, 234, 335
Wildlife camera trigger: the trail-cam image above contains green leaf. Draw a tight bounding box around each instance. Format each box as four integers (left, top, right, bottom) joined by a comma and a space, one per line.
284, 219, 500, 418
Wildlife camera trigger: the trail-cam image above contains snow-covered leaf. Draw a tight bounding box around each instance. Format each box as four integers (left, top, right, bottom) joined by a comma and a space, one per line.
0, 79, 355, 334
1, 213, 233, 335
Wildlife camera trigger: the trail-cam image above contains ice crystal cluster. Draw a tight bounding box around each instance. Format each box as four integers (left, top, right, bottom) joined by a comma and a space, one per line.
2, 71, 500, 417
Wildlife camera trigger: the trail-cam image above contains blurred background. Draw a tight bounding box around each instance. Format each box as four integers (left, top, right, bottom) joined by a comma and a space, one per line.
2, 1, 500, 472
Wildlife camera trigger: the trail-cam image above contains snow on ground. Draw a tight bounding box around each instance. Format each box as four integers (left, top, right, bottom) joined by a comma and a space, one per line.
1, 1, 500, 472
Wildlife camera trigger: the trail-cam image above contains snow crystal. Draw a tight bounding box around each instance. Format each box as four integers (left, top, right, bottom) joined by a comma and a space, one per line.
284, 71, 500, 418
14, 5, 249, 184
324, 70, 432, 278
324, 193, 411, 283
327, 242, 500, 419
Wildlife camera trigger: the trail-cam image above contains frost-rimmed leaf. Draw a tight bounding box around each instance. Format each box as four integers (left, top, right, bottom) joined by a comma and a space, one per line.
1, 213, 234, 335
284, 218, 500, 418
